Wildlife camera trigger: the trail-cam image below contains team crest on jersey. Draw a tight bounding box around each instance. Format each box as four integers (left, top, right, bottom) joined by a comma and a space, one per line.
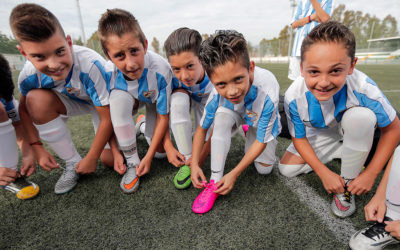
143, 90, 155, 99
65, 87, 80, 96
196, 92, 205, 98
246, 109, 258, 123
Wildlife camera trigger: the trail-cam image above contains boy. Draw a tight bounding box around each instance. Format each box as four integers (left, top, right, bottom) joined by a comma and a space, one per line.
280, 21, 400, 218
349, 147, 400, 249
10, 3, 123, 194
191, 30, 281, 214
163, 27, 213, 189
98, 9, 173, 193
0, 53, 39, 199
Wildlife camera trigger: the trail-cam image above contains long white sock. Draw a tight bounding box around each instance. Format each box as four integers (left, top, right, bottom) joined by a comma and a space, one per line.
170, 92, 192, 161
35, 116, 81, 163
210, 112, 236, 182
340, 107, 376, 180
110, 90, 140, 166
386, 146, 400, 220
0, 120, 18, 171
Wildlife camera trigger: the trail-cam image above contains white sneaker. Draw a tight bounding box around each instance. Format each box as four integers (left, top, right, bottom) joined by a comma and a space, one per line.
120, 163, 139, 193
54, 161, 79, 194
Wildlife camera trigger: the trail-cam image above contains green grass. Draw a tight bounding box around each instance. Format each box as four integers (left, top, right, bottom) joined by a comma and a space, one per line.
1, 64, 400, 249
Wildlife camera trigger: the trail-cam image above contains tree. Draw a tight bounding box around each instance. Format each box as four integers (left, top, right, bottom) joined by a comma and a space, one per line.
151, 37, 160, 54
73, 37, 84, 46
0, 33, 19, 54
202, 33, 210, 41
259, 38, 269, 57
86, 31, 104, 57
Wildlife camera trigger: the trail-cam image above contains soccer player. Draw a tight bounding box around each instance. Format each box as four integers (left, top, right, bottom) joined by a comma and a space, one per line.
0, 53, 39, 199
190, 30, 281, 214
163, 27, 213, 189
280, 21, 400, 218
98, 9, 173, 193
289, 0, 332, 80
10, 4, 123, 194
349, 147, 400, 249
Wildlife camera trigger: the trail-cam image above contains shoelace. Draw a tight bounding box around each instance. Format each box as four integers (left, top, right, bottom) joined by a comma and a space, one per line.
201, 181, 217, 200
343, 185, 351, 203
362, 221, 388, 240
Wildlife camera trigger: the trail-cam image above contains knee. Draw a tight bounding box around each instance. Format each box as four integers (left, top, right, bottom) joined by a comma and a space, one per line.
278, 163, 304, 178
0, 103, 7, 122
171, 91, 190, 115
254, 162, 273, 175
342, 107, 376, 136
26, 89, 62, 121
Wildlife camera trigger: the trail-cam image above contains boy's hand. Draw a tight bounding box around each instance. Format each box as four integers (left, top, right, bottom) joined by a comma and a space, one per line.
0, 167, 19, 186
348, 171, 376, 195
215, 171, 238, 195
136, 154, 152, 177
20, 153, 36, 177
113, 151, 126, 175
165, 146, 185, 167
364, 192, 386, 222
191, 165, 206, 188
385, 220, 400, 240
34, 146, 59, 171
75, 156, 98, 174
319, 169, 345, 194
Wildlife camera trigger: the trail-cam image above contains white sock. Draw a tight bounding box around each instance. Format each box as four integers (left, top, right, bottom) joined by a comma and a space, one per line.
210, 112, 235, 182
109, 90, 140, 166
386, 146, 400, 220
170, 92, 192, 161
254, 162, 273, 175
35, 116, 81, 163
0, 120, 18, 171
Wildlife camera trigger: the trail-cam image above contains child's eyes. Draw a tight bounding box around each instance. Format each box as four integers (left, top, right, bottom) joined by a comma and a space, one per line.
235, 76, 244, 82
56, 48, 65, 56
129, 48, 139, 55
32, 55, 45, 60
187, 64, 194, 69
216, 82, 226, 88
308, 70, 319, 75
331, 68, 343, 74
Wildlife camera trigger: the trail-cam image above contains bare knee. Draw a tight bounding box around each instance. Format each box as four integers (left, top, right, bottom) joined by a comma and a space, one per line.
26, 89, 66, 123
100, 149, 114, 167
0, 103, 7, 122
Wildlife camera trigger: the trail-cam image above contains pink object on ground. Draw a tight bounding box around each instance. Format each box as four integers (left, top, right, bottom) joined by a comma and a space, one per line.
242, 124, 249, 135
192, 180, 219, 214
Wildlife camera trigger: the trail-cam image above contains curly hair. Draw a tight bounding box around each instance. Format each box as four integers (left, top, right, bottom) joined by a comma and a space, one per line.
301, 21, 356, 63
0, 54, 14, 102
164, 27, 202, 58
199, 30, 250, 77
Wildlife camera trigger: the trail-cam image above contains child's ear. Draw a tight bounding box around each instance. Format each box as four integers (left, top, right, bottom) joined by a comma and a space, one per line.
348, 57, 357, 75
16, 44, 26, 57
144, 39, 148, 53
300, 61, 304, 77
249, 61, 255, 73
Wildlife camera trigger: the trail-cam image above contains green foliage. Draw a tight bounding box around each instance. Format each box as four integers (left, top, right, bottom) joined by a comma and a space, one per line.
0, 33, 19, 54
73, 37, 84, 46
86, 31, 105, 57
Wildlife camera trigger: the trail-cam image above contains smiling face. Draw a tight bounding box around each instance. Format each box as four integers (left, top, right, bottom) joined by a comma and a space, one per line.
301, 41, 356, 101
169, 51, 205, 87
210, 60, 254, 104
105, 32, 148, 81
17, 30, 73, 81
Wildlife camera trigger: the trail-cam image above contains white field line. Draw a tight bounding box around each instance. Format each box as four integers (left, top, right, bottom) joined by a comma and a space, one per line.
382, 90, 400, 93
274, 170, 358, 242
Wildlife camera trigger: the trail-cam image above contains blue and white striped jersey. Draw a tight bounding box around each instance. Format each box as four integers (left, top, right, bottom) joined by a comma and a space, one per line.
171, 73, 214, 103
18, 45, 109, 107
284, 69, 397, 139
200, 66, 281, 144
0, 97, 20, 122
107, 51, 173, 115
291, 0, 333, 57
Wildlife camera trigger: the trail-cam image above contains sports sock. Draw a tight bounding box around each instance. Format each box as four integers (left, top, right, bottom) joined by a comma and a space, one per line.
386, 146, 400, 220
254, 162, 273, 175
340, 107, 375, 180
110, 90, 140, 166
0, 120, 18, 171
170, 92, 192, 161
35, 116, 81, 163
210, 112, 235, 182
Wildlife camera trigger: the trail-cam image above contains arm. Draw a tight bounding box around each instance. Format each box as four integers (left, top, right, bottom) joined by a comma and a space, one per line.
136, 113, 169, 176
348, 118, 400, 195
109, 133, 126, 175
75, 105, 113, 174
190, 125, 208, 188
310, 0, 331, 22
13, 120, 36, 176
215, 140, 267, 195
293, 136, 345, 194
162, 128, 185, 167
18, 94, 59, 171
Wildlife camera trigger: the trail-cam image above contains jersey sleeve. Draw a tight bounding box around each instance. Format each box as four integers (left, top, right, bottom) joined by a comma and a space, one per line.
285, 96, 306, 138
18, 65, 39, 97
155, 69, 173, 115
199, 89, 220, 130
256, 95, 280, 143
323, 0, 333, 15
81, 59, 110, 106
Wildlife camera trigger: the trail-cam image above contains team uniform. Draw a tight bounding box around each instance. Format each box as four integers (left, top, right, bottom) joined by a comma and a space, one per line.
107, 50, 173, 193
282, 69, 397, 217
200, 66, 281, 180
18, 45, 109, 194
288, 0, 333, 80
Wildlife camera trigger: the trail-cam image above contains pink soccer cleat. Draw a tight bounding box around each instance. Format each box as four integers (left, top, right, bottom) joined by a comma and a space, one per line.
192, 180, 219, 214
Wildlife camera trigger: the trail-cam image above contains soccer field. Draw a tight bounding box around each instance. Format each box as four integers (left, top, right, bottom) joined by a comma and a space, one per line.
1, 64, 399, 249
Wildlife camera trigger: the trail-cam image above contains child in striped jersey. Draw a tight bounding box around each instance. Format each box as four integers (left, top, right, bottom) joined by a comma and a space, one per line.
280, 21, 400, 218
0, 53, 39, 199
163, 27, 214, 189
10, 4, 122, 195
191, 30, 281, 214
98, 9, 173, 193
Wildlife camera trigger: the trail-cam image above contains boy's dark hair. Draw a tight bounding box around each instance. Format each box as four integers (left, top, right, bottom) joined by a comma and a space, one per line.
10, 3, 65, 42
0, 54, 15, 102
98, 9, 146, 57
164, 27, 202, 58
199, 30, 250, 77
301, 21, 356, 63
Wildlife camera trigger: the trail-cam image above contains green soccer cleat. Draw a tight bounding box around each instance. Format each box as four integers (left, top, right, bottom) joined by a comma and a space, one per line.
174, 165, 191, 189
